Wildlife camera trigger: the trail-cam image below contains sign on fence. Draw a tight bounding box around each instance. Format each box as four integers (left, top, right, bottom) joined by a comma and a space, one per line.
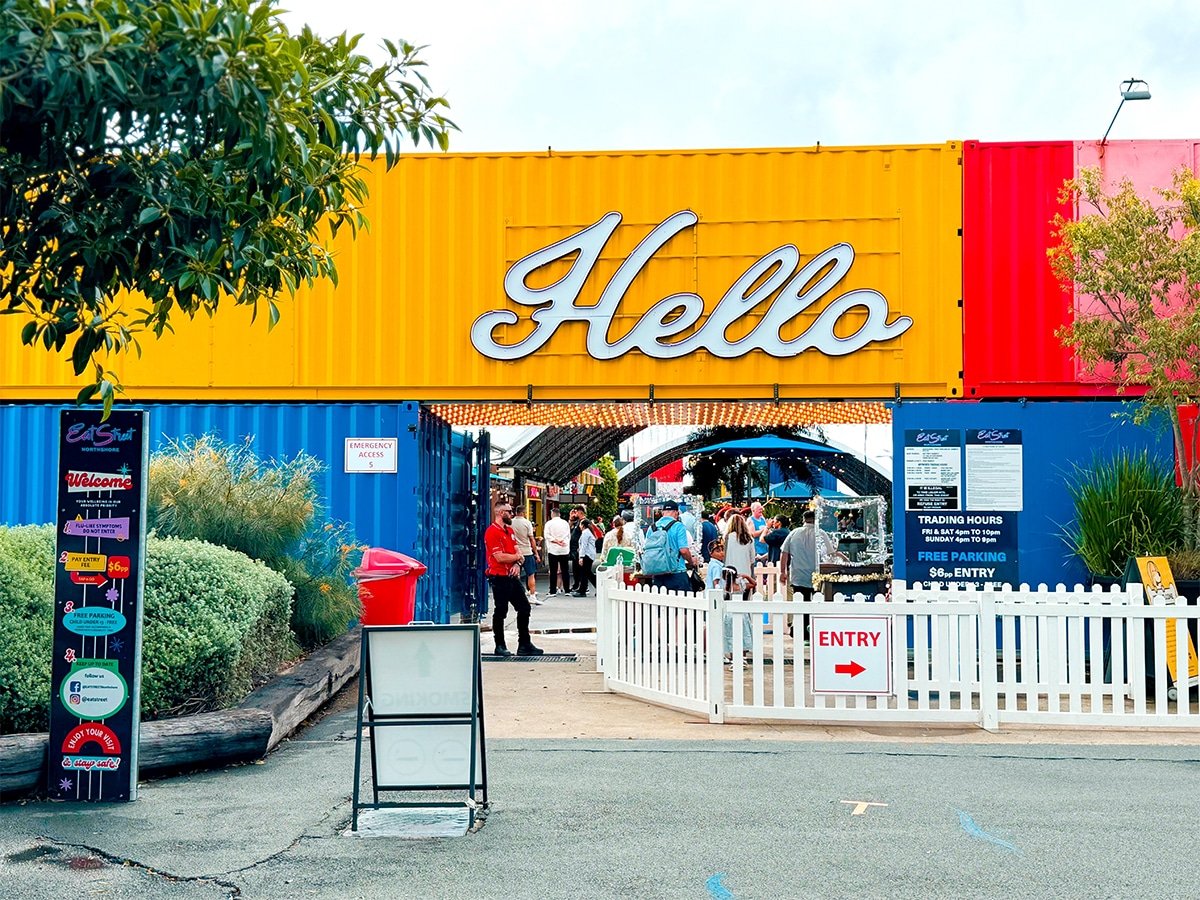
1136, 556, 1199, 688
810, 615, 892, 696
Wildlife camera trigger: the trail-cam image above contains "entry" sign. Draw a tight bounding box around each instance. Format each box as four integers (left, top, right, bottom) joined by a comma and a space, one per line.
810, 615, 892, 695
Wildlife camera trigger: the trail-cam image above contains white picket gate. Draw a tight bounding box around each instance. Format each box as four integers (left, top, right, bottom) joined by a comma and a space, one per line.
595, 571, 1200, 730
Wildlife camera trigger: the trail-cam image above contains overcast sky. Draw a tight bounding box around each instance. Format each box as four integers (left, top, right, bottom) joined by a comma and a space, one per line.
278, 1, 1191, 473
282, 0, 1198, 153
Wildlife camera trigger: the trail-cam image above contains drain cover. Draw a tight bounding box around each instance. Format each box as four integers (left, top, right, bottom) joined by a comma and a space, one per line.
481, 653, 578, 662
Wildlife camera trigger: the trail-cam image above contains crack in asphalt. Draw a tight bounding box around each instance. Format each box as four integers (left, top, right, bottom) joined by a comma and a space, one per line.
40, 838, 244, 898
31, 799, 352, 898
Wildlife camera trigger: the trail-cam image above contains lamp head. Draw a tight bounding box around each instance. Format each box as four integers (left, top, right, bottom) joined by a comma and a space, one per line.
1120, 78, 1150, 101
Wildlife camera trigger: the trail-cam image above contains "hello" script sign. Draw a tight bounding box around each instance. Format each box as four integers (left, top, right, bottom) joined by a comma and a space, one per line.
470, 210, 913, 361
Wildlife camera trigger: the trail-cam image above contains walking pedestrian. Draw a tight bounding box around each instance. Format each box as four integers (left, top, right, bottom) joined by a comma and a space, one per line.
543, 506, 571, 597
601, 515, 635, 563
569, 507, 585, 594
510, 506, 542, 605
763, 514, 790, 564
575, 518, 598, 595
724, 513, 757, 596
484, 501, 543, 657
780, 509, 840, 601
749, 501, 769, 556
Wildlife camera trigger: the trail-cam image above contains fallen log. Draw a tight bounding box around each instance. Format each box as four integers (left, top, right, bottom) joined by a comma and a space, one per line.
1, 708, 273, 799
240, 626, 361, 751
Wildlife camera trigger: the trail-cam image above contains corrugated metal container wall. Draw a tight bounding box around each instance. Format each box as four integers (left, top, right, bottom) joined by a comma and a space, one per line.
891, 400, 1173, 588
964, 139, 1200, 398
0, 145, 965, 402
0, 403, 474, 623
961, 141, 1084, 397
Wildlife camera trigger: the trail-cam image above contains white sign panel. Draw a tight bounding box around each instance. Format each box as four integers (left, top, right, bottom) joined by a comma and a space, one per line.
368, 629, 475, 716
810, 615, 892, 695
344, 438, 398, 473
374, 724, 483, 789
366, 628, 482, 788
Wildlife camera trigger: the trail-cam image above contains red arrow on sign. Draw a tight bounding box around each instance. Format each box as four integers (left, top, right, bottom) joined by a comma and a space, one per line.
835, 661, 866, 677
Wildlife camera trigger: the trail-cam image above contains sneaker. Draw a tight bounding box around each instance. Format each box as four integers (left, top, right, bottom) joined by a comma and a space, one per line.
517, 643, 544, 656
528, 593, 544, 606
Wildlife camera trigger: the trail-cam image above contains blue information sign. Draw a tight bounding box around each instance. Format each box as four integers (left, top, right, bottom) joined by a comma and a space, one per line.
904, 511, 1019, 589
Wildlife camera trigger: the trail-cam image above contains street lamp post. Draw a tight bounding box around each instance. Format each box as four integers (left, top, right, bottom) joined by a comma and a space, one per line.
1101, 78, 1151, 146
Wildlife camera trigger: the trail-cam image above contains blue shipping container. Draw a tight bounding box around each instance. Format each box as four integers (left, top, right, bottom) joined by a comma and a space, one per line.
0, 402, 481, 623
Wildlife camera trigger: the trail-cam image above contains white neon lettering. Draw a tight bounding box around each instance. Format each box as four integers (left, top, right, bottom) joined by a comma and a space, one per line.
470, 211, 913, 361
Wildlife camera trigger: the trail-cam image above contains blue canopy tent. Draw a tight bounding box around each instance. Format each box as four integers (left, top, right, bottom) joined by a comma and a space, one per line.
686, 435, 890, 499
689, 435, 842, 457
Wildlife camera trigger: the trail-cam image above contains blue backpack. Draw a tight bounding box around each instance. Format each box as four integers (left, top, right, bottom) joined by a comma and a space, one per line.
641, 520, 681, 576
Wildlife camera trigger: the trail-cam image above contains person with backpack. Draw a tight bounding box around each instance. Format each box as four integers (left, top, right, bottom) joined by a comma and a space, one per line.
640, 500, 697, 592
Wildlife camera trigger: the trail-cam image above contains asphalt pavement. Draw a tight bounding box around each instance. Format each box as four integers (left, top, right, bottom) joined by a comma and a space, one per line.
6, 588, 1200, 899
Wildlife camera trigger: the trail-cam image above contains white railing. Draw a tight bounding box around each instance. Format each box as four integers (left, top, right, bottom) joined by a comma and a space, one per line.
596, 575, 1200, 730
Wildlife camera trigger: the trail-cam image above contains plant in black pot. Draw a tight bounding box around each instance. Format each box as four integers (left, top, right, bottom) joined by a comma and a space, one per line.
1063, 450, 1185, 584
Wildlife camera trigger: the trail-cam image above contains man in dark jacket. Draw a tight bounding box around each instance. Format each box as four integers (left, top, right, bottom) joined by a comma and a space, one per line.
764, 515, 791, 563
700, 509, 720, 561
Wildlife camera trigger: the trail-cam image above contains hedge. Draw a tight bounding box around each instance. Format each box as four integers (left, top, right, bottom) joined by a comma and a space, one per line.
0, 526, 297, 734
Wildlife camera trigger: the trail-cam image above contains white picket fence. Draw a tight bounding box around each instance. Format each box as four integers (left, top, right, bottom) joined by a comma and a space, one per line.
595, 571, 1200, 730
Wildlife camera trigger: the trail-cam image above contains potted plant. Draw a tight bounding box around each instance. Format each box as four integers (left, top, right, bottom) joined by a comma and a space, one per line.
1063, 450, 1185, 585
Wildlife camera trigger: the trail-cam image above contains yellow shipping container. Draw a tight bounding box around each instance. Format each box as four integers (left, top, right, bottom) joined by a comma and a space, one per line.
1, 144, 964, 402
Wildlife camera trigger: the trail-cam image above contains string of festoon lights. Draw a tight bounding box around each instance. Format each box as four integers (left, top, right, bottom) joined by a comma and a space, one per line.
429, 401, 891, 428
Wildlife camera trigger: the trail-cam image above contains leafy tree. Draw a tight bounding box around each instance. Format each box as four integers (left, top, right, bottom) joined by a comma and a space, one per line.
1050, 167, 1200, 546
594, 454, 619, 523
0, 0, 454, 412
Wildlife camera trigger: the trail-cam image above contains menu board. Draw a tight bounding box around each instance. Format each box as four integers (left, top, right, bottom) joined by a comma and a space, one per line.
47, 410, 148, 802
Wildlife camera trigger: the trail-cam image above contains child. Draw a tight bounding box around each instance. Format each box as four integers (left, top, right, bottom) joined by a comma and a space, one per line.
708, 539, 753, 662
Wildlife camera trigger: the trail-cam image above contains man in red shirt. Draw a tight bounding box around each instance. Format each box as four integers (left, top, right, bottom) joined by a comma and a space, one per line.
485, 501, 543, 657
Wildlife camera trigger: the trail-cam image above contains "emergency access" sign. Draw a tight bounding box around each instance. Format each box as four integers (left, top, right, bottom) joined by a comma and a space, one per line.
810, 615, 892, 695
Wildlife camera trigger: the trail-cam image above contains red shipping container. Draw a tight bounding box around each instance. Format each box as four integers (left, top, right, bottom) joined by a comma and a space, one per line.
962, 140, 1085, 398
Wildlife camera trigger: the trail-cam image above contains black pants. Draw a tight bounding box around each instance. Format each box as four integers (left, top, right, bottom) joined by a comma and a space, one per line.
489, 575, 532, 649
547, 554, 572, 594
577, 557, 595, 592
571, 556, 584, 592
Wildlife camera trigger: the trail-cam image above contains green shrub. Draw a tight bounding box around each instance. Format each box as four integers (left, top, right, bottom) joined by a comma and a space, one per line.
1167, 549, 1200, 581
147, 434, 360, 647
1064, 450, 1186, 578
279, 520, 362, 647
141, 536, 298, 716
0, 526, 297, 734
0, 526, 56, 734
148, 435, 319, 562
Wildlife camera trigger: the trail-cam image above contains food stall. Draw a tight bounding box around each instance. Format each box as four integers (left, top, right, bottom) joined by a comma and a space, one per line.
813, 495, 891, 600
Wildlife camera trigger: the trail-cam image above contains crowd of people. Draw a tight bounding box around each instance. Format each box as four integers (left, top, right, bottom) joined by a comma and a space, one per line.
486, 497, 851, 656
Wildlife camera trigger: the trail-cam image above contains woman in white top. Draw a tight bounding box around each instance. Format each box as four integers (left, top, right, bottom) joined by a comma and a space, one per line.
601, 515, 635, 562
724, 514, 757, 594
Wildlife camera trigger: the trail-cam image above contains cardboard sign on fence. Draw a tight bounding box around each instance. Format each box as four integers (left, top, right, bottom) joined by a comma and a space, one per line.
1136, 556, 1199, 686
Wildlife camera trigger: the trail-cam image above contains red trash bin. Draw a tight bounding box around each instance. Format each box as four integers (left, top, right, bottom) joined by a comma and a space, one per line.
353, 548, 427, 625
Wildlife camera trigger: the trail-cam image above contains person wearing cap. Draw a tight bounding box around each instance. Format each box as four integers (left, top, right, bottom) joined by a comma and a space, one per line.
650, 500, 696, 592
